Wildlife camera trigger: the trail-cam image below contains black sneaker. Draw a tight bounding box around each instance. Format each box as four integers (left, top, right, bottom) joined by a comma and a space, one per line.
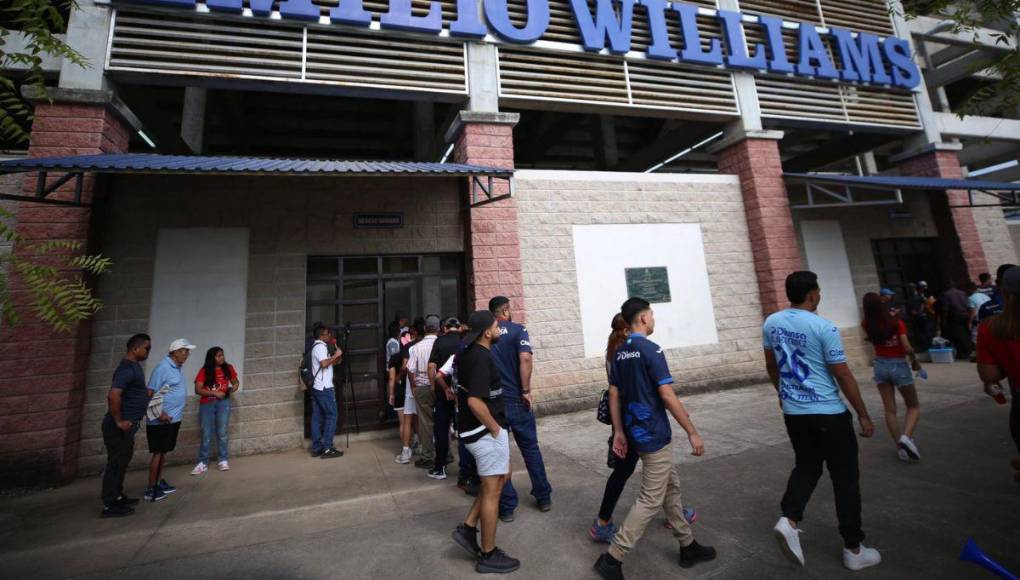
101, 503, 135, 518
452, 524, 481, 558
594, 553, 625, 580
116, 494, 140, 506
414, 458, 431, 468
538, 500, 552, 512
499, 511, 515, 523
465, 481, 480, 497
311, 449, 323, 458
427, 467, 447, 480
476, 547, 520, 574
679, 540, 717, 568
320, 447, 344, 459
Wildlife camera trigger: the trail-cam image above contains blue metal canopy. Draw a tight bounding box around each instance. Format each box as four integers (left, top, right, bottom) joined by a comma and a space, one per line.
0, 153, 513, 177
784, 172, 1020, 191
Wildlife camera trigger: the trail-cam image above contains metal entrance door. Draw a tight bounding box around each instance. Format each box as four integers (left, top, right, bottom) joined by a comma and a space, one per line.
305, 254, 464, 431
871, 238, 944, 299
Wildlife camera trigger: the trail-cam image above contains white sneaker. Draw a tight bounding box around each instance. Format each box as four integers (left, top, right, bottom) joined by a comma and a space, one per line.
218, 460, 230, 471
897, 448, 910, 462
843, 545, 881, 571
898, 435, 920, 461
773, 517, 804, 566
395, 448, 412, 464
191, 462, 207, 476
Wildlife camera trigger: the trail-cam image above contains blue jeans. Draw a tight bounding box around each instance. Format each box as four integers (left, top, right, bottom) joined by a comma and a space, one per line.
499, 400, 552, 514
198, 399, 231, 463
310, 388, 338, 453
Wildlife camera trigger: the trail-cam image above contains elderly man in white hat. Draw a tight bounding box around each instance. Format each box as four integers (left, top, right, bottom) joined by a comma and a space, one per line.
144, 338, 196, 502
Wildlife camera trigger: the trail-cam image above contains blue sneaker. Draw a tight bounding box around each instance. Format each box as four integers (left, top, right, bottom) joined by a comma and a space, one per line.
158, 479, 177, 495
144, 486, 167, 502
589, 519, 618, 543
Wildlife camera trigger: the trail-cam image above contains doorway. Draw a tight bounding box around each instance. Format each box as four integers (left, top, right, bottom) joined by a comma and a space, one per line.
305, 254, 465, 432
871, 238, 944, 299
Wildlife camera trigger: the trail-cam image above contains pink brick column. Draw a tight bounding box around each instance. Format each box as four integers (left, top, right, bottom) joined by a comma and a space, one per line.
897, 149, 989, 283
0, 100, 130, 486
717, 137, 804, 316
448, 112, 526, 320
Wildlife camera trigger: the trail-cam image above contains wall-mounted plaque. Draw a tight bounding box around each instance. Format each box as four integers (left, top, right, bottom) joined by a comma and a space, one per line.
625, 267, 672, 304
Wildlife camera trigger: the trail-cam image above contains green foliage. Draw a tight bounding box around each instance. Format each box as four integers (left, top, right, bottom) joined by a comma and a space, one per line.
0, 207, 111, 333
1, 0, 89, 144
900, 0, 1020, 116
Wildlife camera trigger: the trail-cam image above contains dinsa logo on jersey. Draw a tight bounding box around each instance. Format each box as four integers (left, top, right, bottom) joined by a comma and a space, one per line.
617, 351, 641, 361
132, 0, 921, 90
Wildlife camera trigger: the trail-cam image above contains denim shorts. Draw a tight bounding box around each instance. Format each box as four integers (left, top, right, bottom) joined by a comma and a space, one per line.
873, 357, 914, 387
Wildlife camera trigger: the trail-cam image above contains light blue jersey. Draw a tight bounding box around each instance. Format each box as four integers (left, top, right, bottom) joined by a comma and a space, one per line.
762, 309, 848, 415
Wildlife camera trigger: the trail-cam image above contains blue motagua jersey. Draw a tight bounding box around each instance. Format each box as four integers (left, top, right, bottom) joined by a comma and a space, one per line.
491, 319, 533, 399
762, 309, 848, 415
609, 333, 673, 454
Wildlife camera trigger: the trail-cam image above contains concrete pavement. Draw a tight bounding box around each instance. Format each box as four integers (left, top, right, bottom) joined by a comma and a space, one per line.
1, 361, 1017, 579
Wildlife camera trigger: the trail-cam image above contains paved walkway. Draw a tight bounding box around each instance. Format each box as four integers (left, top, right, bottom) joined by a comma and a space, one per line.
1, 362, 1018, 579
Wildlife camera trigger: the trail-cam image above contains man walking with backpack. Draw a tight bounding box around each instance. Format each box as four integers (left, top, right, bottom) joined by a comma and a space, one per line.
309, 322, 343, 459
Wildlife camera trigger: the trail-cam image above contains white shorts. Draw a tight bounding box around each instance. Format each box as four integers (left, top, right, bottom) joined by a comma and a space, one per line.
402, 382, 417, 415
465, 428, 510, 477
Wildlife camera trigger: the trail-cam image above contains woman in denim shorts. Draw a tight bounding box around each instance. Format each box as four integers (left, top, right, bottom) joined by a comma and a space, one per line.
862, 293, 922, 462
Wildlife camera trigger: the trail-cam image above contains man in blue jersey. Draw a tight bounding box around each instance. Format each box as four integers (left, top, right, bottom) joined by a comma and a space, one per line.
978, 263, 1018, 322
764, 271, 880, 572
488, 296, 553, 520
594, 298, 715, 580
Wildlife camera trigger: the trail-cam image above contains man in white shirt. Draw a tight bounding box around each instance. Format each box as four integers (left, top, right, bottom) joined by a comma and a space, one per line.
310, 322, 344, 459
408, 315, 441, 469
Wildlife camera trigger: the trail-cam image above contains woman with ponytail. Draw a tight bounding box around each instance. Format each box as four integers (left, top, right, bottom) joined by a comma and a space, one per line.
192, 347, 239, 475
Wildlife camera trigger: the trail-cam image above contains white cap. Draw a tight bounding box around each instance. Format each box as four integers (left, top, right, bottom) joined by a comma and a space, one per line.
169, 338, 197, 352
918, 280, 928, 287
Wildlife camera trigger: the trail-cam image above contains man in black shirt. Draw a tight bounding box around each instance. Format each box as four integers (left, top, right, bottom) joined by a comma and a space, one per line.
100, 333, 152, 518
451, 311, 520, 574
428, 317, 463, 479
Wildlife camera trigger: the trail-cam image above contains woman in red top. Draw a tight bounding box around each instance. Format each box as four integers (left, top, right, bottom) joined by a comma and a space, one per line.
191, 347, 239, 475
862, 292, 922, 463
975, 266, 1020, 482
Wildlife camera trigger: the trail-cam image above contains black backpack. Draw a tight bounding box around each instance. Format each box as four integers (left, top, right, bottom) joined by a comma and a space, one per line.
298, 343, 323, 390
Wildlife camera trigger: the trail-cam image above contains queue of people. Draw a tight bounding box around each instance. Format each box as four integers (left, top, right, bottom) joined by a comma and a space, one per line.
100, 337, 239, 517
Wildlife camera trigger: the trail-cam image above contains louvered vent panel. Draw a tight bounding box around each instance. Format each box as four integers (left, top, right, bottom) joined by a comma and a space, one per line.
498, 48, 629, 104
842, 85, 920, 127
819, 0, 894, 35
756, 76, 847, 122
738, 0, 822, 24
305, 28, 466, 92
627, 61, 736, 113
109, 10, 303, 78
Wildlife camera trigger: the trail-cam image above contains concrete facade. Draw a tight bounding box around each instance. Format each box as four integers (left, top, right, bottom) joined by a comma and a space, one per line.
75, 174, 463, 475
514, 171, 770, 415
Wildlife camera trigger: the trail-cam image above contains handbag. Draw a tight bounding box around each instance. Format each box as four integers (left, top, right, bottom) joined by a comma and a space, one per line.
596, 389, 611, 425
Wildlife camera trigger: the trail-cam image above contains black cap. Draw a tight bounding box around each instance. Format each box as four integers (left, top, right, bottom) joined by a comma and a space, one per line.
464, 310, 496, 345
444, 317, 461, 329
488, 296, 510, 313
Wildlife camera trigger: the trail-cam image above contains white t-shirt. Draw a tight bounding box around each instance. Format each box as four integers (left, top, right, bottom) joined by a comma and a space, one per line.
311, 340, 334, 391
969, 292, 991, 311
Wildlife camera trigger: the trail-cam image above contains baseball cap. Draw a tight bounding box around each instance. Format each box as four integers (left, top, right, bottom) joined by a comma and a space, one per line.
424, 314, 442, 331
444, 317, 461, 329
169, 338, 196, 352
880, 288, 895, 297
1003, 266, 1020, 294
464, 310, 496, 345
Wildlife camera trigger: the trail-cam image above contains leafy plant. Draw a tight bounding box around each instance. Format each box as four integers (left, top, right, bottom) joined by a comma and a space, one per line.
0, 206, 111, 332
900, 0, 1020, 116
1, 0, 89, 144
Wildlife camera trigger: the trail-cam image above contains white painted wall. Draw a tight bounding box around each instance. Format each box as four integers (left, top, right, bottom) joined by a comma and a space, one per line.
572, 223, 718, 358
146, 228, 249, 387
800, 220, 859, 328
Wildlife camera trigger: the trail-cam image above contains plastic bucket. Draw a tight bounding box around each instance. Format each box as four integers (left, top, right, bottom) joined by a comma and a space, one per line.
929, 348, 954, 364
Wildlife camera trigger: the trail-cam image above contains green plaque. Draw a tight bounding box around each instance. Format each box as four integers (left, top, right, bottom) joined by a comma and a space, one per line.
625, 267, 671, 304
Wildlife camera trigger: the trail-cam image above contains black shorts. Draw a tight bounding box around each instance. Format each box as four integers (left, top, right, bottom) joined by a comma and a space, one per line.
146, 422, 181, 453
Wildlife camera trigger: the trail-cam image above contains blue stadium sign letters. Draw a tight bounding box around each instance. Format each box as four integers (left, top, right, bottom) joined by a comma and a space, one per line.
132, 0, 922, 90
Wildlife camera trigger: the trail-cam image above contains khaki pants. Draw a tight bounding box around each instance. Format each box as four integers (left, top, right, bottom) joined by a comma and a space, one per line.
413, 385, 435, 462
608, 445, 693, 561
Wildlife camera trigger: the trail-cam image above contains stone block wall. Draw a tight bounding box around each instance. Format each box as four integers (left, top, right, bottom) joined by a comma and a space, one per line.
514, 171, 769, 415
971, 207, 1019, 274
1012, 224, 1020, 262
77, 174, 463, 475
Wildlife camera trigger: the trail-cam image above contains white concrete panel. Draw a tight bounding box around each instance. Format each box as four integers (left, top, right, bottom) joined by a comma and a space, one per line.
800, 220, 859, 328
572, 223, 718, 359
147, 228, 249, 387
